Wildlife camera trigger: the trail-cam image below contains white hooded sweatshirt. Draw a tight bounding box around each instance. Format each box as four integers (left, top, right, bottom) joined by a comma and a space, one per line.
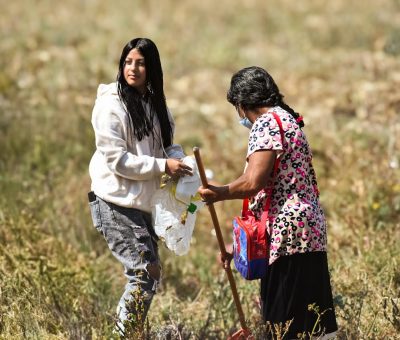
89, 82, 185, 212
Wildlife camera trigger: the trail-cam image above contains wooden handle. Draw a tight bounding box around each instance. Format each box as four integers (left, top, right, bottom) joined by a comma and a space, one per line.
193, 147, 227, 256
193, 147, 209, 189
193, 147, 248, 331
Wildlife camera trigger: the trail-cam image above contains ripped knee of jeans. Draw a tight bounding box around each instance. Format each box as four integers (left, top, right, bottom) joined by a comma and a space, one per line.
146, 262, 161, 282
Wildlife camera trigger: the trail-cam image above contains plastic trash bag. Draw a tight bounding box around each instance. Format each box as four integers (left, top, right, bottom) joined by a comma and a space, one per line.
151, 155, 205, 256
175, 156, 199, 205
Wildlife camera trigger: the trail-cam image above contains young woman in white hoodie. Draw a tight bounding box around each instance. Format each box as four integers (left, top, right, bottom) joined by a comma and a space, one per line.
88, 38, 192, 333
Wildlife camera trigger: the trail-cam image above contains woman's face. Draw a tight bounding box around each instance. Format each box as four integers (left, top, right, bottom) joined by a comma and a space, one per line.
123, 48, 147, 94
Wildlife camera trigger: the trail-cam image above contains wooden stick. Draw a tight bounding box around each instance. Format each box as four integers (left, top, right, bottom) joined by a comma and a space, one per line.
193, 147, 248, 332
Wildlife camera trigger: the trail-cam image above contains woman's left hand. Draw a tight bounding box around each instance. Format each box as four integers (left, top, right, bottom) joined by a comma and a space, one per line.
166, 158, 193, 178
219, 243, 234, 269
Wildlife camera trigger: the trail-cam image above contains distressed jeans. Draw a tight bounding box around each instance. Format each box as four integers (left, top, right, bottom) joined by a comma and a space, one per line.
88, 193, 160, 332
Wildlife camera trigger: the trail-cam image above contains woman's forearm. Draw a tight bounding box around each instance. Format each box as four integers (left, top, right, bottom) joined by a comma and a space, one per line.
218, 174, 261, 201
229, 174, 263, 199
200, 151, 275, 203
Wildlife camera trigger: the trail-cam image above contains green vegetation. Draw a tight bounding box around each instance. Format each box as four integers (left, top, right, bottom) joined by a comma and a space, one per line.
1, 0, 399, 338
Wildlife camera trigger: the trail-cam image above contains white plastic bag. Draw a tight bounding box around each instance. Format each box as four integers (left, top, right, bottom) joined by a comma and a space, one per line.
151, 156, 204, 256
175, 156, 199, 205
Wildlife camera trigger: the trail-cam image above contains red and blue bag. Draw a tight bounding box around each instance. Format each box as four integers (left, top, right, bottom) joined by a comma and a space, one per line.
232, 112, 284, 280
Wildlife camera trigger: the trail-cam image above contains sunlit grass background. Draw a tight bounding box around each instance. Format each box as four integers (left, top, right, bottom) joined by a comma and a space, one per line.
1, 0, 399, 338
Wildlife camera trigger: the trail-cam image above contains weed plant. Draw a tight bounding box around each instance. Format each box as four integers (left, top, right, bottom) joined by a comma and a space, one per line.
1, 0, 399, 339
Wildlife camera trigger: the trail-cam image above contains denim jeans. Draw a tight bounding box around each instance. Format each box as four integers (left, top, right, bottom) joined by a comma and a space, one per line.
88, 193, 160, 332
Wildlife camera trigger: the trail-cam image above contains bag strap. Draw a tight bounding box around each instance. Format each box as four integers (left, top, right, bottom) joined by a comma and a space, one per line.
242, 112, 284, 219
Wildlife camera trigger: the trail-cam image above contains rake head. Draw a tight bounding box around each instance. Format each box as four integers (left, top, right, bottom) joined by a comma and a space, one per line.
228, 328, 254, 340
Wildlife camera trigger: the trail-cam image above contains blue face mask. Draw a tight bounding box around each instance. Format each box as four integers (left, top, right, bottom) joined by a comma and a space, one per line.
239, 117, 253, 129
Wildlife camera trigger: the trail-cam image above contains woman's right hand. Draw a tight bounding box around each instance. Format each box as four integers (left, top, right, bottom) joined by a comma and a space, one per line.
165, 158, 193, 178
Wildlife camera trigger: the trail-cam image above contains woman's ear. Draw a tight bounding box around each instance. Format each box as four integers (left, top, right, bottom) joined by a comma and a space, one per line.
241, 107, 249, 118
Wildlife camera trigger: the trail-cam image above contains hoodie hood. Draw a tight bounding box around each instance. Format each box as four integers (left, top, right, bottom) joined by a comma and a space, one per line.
97, 82, 118, 99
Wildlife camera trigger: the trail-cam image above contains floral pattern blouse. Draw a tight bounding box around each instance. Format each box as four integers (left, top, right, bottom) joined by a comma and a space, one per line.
247, 106, 327, 265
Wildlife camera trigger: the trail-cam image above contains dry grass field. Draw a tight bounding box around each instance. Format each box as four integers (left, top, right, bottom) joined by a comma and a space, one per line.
1, 0, 399, 338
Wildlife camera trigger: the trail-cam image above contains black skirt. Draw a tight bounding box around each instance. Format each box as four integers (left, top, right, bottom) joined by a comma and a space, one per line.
260, 252, 338, 338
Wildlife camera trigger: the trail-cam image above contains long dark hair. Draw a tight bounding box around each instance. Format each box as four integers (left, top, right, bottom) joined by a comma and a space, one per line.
117, 38, 172, 147
227, 66, 304, 128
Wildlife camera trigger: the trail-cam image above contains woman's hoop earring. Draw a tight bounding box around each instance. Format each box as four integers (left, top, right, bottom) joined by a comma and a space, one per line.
147, 81, 154, 95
